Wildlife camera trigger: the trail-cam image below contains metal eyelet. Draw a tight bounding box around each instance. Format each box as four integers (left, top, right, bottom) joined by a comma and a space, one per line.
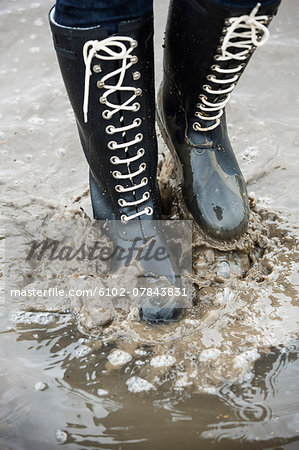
132, 71, 141, 80
211, 64, 219, 71
214, 54, 221, 61
136, 133, 143, 142
93, 65, 102, 73
108, 141, 117, 150
199, 94, 207, 101
131, 40, 138, 48
133, 102, 140, 112
138, 148, 145, 156
224, 19, 231, 26
141, 177, 148, 185
102, 110, 111, 119
106, 125, 115, 135
145, 206, 153, 216
112, 171, 121, 179
121, 214, 128, 224
130, 55, 138, 64
115, 185, 123, 193
140, 162, 146, 171
99, 96, 107, 104
118, 199, 126, 207
110, 156, 118, 164
135, 88, 142, 96
144, 191, 150, 200
134, 118, 142, 127
203, 84, 211, 92
97, 80, 105, 89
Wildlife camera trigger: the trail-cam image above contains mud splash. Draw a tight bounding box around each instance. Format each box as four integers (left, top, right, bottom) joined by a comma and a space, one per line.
4, 147, 299, 394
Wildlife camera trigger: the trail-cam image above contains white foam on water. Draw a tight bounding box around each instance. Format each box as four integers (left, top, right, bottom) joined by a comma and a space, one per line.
134, 349, 147, 356
97, 389, 108, 396
108, 350, 132, 366
126, 376, 155, 393
73, 345, 91, 358
150, 355, 176, 368
174, 373, 193, 389
234, 349, 260, 369
199, 348, 221, 362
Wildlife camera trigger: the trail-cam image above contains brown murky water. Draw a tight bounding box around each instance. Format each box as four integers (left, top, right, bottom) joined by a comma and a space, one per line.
1, 0, 299, 449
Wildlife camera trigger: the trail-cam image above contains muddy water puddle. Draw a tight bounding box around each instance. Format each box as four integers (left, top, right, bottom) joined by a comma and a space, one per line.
1, 316, 299, 449
2, 187, 299, 449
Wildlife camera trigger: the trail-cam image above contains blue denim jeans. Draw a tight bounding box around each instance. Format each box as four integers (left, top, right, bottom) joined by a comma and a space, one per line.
54, 0, 279, 33
54, 0, 153, 32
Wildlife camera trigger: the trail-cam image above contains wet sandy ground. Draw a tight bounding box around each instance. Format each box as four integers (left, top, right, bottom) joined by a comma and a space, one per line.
1, 0, 299, 449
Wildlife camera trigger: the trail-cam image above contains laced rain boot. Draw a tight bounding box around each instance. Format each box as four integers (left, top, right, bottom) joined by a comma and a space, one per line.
158, 0, 281, 240
49, 8, 185, 322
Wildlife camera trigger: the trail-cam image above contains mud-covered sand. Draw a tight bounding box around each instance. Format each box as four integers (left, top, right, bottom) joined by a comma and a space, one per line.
1, 0, 299, 449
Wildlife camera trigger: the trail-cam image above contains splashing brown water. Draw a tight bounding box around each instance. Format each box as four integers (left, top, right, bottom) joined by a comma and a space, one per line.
4, 148, 299, 394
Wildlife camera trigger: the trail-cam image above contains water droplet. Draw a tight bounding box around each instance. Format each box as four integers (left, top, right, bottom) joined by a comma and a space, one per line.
34, 18, 43, 26
55, 429, 68, 444
28, 116, 45, 125
34, 382, 48, 391
57, 148, 66, 157
97, 388, 108, 396
29, 47, 40, 54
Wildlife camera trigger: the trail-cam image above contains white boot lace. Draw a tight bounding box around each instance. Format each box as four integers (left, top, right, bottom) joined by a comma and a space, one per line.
83, 36, 153, 223
193, 2, 270, 132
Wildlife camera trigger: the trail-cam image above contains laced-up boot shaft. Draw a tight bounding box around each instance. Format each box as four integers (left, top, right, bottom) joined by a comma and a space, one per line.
162, 0, 280, 136
194, 2, 274, 132
49, 9, 160, 223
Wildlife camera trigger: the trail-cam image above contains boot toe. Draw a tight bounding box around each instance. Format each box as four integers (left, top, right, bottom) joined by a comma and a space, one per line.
191, 186, 250, 240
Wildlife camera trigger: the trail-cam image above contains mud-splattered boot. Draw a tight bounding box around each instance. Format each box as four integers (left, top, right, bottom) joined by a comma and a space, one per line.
49, 8, 184, 322
158, 0, 281, 240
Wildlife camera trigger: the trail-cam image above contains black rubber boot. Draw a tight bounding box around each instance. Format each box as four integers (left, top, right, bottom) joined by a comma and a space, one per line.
49, 8, 184, 322
158, 0, 281, 240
